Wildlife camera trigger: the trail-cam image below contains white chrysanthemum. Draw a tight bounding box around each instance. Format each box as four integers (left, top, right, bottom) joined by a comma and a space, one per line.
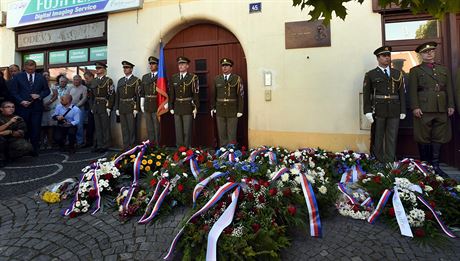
75, 201, 81, 207
294, 151, 301, 158
82, 207, 88, 213
435, 176, 444, 182
306, 175, 315, 184
455, 185, 460, 192
182, 172, 188, 178
424, 185, 433, 192
319, 186, 327, 194
294, 176, 301, 184
290, 167, 300, 175
407, 208, 425, 227
281, 173, 289, 182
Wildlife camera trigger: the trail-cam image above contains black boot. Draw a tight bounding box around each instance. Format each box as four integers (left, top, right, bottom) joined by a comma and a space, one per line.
431, 143, 448, 178
417, 143, 431, 162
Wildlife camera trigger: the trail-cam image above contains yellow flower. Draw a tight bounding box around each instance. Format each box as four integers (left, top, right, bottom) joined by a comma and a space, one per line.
130, 154, 135, 158
42, 192, 61, 204
156, 155, 162, 160
156, 161, 161, 166
150, 153, 155, 156
148, 159, 153, 165
142, 159, 147, 165
140, 165, 144, 170
145, 166, 151, 171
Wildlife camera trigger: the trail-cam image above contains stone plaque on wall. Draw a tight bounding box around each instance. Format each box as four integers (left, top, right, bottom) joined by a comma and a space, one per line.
17, 21, 105, 49
285, 20, 331, 49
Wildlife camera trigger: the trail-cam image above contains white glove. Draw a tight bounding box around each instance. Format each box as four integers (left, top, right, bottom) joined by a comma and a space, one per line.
193, 109, 197, 119
116, 109, 120, 116
237, 112, 243, 118
211, 109, 216, 117
170, 109, 174, 115
164, 103, 168, 110
140, 97, 145, 113
365, 113, 374, 123
106, 108, 111, 117
133, 110, 138, 117
400, 113, 406, 120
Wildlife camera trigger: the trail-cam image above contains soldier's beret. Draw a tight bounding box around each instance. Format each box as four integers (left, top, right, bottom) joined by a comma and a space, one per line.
95, 62, 107, 68
177, 56, 190, 64
415, 41, 437, 53
220, 58, 233, 66
373, 46, 392, 56
122, 61, 135, 67
148, 56, 159, 64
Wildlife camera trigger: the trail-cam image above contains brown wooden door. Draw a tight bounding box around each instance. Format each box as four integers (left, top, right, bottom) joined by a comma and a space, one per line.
160, 24, 248, 148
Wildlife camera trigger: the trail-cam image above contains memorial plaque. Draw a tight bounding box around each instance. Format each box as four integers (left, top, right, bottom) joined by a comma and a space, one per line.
285, 20, 331, 49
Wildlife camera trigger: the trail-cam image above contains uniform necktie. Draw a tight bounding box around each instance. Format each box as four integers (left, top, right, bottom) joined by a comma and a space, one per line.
28, 73, 33, 86
151, 73, 155, 80
224, 75, 228, 82
180, 74, 184, 80
383, 68, 389, 77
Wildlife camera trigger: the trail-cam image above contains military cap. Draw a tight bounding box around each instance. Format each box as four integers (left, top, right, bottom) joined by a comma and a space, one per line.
177, 56, 190, 64
122, 61, 135, 67
95, 62, 107, 68
373, 46, 392, 56
148, 56, 159, 64
220, 58, 233, 66
415, 41, 437, 53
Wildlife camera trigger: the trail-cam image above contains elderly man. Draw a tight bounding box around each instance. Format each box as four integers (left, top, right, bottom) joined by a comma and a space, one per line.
69, 75, 88, 147
9, 60, 50, 156
52, 94, 80, 154
0, 101, 33, 167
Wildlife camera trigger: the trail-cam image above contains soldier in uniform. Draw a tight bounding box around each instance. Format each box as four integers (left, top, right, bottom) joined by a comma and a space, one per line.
211, 58, 244, 146
0, 101, 33, 167
363, 46, 406, 163
90, 62, 115, 153
140, 56, 160, 144
409, 42, 455, 177
115, 61, 140, 150
168, 56, 199, 148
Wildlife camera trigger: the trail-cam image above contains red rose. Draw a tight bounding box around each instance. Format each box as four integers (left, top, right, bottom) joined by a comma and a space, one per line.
178, 146, 187, 152
261, 181, 270, 188
254, 184, 261, 191
352, 205, 359, 212
177, 184, 184, 192
287, 205, 297, 216
242, 146, 247, 151
251, 223, 261, 233
246, 192, 254, 201
69, 212, 77, 218
236, 211, 245, 220
258, 195, 266, 203
88, 189, 97, 199
197, 154, 205, 163
391, 169, 401, 175
104, 173, 113, 180
388, 207, 395, 217
269, 188, 278, 197
415, 228, 425, 237
160, 179, 167, 186
173, 153, 179, 162
282, 188, 292, 197
373, 176, 382, 184
163, 160, 169, 168
186, 150, 193, 156
224, 227, 233, 234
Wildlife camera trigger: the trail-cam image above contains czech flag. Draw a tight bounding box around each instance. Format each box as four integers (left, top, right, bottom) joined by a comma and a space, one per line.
156, 42, 169, 119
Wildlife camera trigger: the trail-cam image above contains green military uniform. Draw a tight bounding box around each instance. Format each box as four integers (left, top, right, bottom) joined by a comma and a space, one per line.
116, 61, 140, 149
90, 62, 115, 151
168, 56, 199, 147
212, 58, 244, 146
140, 56, 160, 144
409, 42, 454, 176
0, 115, 33, 163
363, 46, 406, 163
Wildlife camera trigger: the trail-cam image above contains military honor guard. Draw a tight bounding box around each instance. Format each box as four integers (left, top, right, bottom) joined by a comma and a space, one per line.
90, 62, 115, 153
140, 56, 160, 144
115, 61, 141, 150
211, 58, 244, 146
409, 42, 455, 177
168, 56, 199, 148
363, 46, 406, 163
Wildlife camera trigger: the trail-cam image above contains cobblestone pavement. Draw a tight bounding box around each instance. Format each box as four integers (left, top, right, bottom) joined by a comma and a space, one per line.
1, 150, 459, 260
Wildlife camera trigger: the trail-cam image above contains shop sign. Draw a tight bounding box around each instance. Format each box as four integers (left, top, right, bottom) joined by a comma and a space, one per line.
49, 50, 67, 64
90, 46, 107, 61
69, 48, 88, 63
23, 53, 44, 66
7, 0, 143, 28
17, 21, 105, 49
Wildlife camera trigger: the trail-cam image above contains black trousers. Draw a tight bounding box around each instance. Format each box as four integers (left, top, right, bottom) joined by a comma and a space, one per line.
54, 126, 77, 147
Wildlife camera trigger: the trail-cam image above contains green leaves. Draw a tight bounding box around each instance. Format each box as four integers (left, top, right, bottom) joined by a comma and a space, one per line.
293, 0, 460, 24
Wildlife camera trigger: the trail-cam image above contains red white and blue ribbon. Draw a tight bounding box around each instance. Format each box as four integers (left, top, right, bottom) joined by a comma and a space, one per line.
138, 180, 170, 224
206, 186, 241, 261
164, 182, 239, 260
270, 167, 289, 182
400, 158, 429, 176
367, 189, 392, 224
183, 154, 200, 180
299, 173, 322, 237
249, 147, 267, 162
417, 195, 457, 238
340, 165, 365, 184
90, 164, 102, 215
192, 171, 228, 207
337, 183, 358, 205
63, 167, 91, 216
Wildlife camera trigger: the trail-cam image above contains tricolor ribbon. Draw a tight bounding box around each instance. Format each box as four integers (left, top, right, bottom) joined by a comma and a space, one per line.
337, 183, 358, 205
249, 147, 267, 162
90, 164, 102, 215
183, 154, 200, 180
417, 195, 457, 238
63, 166, 92, 216
367, 189, 392, 224
340, 165, 365, 184
400, 158, 429, 176
138, 180, 170, 224
164, 182, 239, 260
270, 167, 289, 182
192, 171, 228, 207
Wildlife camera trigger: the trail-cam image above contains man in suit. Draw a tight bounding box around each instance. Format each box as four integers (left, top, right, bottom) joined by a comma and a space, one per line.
211, 58, 244, 146
9, 60, 50, 156
140, 56, 160, 144
89, 62, 115, 153
363, 46, 406, 163
168, 56, 199, 148
409, 42, 455, 177
115, 61, 140, 150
